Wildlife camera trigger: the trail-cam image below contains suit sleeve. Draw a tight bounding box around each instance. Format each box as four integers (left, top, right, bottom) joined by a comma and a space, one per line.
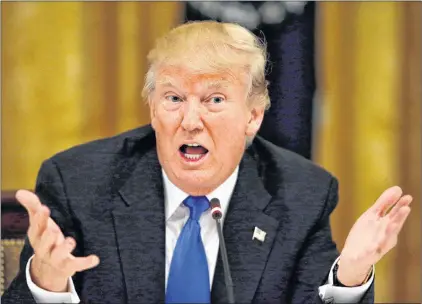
1, 159, 84, 304
288, 177, 375, 304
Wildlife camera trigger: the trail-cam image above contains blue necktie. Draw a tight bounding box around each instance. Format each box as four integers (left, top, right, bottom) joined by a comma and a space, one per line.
166, 196, 210, 303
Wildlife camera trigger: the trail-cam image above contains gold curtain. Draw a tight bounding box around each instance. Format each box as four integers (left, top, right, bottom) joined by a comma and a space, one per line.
1, 2, 183, 190
316, 2, 421, 303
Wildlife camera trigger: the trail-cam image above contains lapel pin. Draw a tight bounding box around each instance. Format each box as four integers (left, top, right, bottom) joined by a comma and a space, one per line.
252, 226, 266, 243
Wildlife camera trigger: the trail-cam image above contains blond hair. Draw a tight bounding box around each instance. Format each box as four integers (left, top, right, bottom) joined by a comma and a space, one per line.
142, 21, 270, 110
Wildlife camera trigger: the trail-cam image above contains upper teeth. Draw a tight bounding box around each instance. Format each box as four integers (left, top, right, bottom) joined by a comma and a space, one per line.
186, 143, 200, 147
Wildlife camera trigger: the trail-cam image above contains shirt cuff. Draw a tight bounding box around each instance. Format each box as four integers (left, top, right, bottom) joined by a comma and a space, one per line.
26, 255, 80, 303
318, 256, 375, 303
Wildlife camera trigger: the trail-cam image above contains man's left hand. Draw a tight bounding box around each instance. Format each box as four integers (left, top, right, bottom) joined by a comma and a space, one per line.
337, 186, 412, 286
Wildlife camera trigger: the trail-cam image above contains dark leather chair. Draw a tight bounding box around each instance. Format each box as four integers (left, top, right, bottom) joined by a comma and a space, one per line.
1, 191, 29, 294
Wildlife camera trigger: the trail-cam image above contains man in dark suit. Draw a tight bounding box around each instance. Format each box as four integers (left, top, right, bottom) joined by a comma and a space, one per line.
2, 21, 412, 304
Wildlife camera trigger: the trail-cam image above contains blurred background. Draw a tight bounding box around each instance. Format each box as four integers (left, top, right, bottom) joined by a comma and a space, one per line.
1, 1, 420, 302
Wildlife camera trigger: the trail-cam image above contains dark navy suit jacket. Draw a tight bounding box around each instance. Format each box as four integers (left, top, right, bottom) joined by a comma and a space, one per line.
2, 125, 374, 303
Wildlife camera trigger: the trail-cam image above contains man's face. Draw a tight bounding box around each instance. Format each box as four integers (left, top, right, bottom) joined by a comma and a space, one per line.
149, 66, 265, 195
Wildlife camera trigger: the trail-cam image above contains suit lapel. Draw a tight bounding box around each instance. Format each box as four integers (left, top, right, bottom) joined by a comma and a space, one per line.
211, 151, 280, 303
111, 147, 166, 304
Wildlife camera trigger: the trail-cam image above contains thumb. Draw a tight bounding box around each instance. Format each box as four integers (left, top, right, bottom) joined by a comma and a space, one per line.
71, 255, 100, 272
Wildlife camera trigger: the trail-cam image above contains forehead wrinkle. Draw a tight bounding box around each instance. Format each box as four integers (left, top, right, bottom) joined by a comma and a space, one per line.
157, 75, 233, 94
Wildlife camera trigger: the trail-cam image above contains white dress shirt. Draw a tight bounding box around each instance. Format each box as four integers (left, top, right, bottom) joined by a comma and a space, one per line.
26, 166, 374, 303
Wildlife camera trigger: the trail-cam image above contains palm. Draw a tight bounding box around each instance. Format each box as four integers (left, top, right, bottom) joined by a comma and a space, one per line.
341, 186, 412, 270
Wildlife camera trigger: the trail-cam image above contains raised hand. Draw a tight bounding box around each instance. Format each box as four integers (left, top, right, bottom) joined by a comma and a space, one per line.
337, 186, 412, 286
16, 189, 100, 292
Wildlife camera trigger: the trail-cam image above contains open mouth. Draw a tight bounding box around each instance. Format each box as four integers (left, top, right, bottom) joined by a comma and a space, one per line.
179, 143, 209, 162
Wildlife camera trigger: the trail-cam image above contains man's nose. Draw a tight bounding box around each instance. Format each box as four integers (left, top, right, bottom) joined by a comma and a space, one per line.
180, 100, 204, 132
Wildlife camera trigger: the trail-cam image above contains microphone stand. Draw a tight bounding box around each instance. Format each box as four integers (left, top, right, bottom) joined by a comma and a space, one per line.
215, 217, 235, 304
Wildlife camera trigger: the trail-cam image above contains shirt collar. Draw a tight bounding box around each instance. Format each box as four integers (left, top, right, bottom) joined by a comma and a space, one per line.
162, 166, 239, 221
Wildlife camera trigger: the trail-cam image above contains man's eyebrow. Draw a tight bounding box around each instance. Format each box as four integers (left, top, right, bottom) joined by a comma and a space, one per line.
156, 77, 179, 88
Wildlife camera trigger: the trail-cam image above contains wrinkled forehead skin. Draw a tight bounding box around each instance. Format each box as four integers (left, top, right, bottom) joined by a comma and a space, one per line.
153, 65, 250, 99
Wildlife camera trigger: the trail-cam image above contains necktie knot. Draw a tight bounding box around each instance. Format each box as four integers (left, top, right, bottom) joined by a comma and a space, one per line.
183, 196, 209, 221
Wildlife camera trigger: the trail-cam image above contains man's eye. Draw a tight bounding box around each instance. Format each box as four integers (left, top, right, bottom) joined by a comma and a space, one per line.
166, 95, 182, 103
209, 96, 224, 104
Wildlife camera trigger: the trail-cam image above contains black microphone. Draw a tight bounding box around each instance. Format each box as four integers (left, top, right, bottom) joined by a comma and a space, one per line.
210, 198, 235, 304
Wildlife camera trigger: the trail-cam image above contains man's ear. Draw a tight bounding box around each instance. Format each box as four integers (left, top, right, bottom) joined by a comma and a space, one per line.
245, 106, 265, 137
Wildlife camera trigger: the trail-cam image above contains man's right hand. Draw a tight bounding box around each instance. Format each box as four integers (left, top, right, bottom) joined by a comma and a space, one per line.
16, 189, 100, 292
